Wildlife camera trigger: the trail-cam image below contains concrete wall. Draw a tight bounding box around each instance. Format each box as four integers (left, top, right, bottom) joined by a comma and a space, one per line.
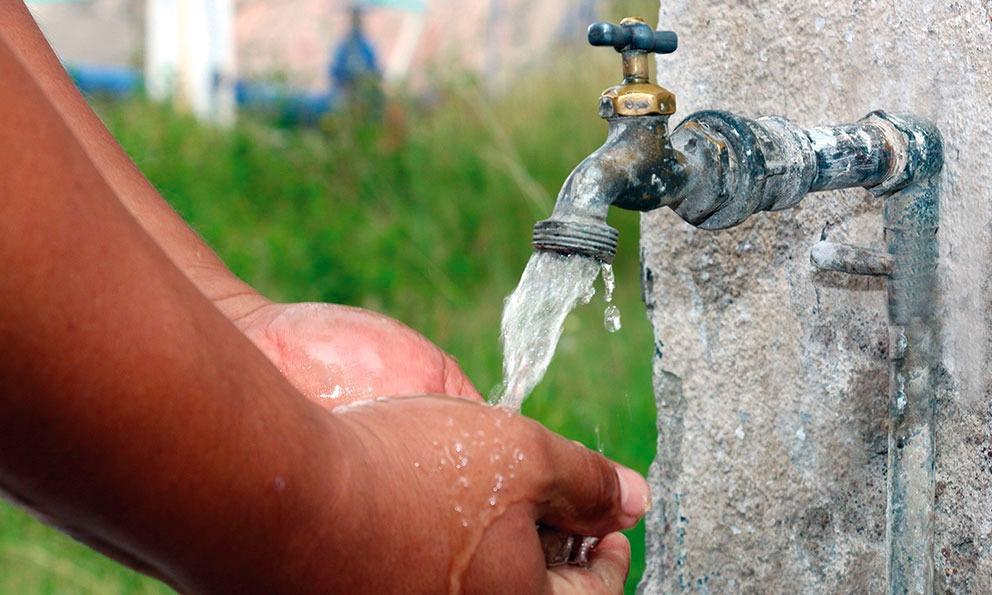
640, 1, 992, 592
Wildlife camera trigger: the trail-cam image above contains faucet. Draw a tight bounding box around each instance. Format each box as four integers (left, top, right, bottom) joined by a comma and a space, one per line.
533, 17, 940, 265
534, 16, 945, 594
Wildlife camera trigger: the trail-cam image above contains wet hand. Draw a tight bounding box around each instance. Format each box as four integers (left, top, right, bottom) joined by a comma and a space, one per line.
315, 396, 648, 594
232, 300, 481, 407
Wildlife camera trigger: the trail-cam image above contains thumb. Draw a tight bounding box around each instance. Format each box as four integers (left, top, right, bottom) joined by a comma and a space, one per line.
535, 433, 650, 536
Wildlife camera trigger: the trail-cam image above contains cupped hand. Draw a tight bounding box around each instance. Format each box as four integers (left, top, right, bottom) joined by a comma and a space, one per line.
309, 395, 649, 594
231, 300, 481, 407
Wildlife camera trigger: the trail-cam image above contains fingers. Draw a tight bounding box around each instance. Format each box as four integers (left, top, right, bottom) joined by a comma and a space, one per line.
585, 532, 631, 591
441, 354, 483, 401
545, 532, 631, 595
534, 431, 650, 536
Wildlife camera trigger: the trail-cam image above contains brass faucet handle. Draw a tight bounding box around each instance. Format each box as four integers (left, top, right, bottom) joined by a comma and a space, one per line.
591, 17, 677, 118
587, 19, 678, 55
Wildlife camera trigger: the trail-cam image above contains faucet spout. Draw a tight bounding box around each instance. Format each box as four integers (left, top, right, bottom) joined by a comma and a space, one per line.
532, 115, 687, 264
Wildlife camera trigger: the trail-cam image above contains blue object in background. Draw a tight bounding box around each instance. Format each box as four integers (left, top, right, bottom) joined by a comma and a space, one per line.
65, 5, 387, 125
331, 7, 381, 91
234, 81, 337, 125
67, 64, 141, 98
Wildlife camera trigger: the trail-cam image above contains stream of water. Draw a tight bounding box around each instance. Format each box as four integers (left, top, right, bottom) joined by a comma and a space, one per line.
491, 250, 620, 564
492, 251, 620, 412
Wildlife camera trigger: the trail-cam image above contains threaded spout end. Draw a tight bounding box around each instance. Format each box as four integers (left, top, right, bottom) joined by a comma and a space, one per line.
532, 219, 619, 264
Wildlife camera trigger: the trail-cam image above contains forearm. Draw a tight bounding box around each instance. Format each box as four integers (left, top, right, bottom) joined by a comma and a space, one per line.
0, 28, 344, 592
0, 2, 264, 320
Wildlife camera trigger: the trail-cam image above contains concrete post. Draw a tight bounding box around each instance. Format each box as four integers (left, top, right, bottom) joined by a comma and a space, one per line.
640, 1, 992, 592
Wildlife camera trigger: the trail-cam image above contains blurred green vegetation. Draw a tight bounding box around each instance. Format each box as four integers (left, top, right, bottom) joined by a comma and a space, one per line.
0, 13, 661, 594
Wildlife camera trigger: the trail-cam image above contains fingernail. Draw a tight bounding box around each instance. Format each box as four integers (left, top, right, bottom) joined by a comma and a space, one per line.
615, 466, 650, 518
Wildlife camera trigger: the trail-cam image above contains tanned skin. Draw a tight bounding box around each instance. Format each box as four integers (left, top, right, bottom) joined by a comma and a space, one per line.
0, 2, 649, 593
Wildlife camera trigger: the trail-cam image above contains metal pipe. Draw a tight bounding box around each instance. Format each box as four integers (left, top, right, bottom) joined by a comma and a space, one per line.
873, 113, 943, 595
806, 123, 893, 191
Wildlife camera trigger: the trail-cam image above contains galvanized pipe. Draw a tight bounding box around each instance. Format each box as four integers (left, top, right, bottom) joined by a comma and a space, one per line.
884, 176, 940, 594
873, 114, 943, 595
806, 123, 894, 192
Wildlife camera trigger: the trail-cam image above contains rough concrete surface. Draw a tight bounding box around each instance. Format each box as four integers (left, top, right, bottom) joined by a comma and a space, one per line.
640, 1, 992, 592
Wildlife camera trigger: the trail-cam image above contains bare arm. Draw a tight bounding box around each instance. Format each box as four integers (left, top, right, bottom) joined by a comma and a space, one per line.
0, 5, 647, 592
0, 3, 483, 405
0, 21, 350, 591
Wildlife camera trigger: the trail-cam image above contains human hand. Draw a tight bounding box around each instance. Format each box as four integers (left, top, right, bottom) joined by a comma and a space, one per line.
231, 299, 481, 407
308, 395, 648, 594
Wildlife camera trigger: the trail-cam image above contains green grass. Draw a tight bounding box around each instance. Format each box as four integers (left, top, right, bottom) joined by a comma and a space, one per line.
0, 36, 659, 594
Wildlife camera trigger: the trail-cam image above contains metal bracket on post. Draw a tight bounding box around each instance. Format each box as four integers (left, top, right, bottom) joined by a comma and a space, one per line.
810, 240, 892, 277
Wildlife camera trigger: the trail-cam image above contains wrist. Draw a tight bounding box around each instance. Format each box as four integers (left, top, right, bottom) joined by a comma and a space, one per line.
270, 410, 363, 590
182, 261, 272, 322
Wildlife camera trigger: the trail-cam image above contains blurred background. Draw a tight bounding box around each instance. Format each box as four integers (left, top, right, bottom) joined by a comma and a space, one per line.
2, 0, 659, 592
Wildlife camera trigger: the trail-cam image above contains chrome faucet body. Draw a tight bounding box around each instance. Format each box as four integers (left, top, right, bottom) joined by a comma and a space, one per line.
535, 17, 944, 594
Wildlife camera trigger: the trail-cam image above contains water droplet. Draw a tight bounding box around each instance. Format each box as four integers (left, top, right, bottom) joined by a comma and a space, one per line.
454, 442, 464, 453
594, 425, 604, 454
413, 461, 421, 469
604, 304, 622, 333
488, 496, 497, 507
601, 263, 616, 303
461, 519, 471, 528
457, 476, 470, 488
454, 504, 463, 513
318, 385, 346, 400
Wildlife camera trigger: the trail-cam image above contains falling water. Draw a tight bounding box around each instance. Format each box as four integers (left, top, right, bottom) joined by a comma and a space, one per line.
601, 263, 622, 333
491, 252, 600, 411
493, 250, 615, 566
